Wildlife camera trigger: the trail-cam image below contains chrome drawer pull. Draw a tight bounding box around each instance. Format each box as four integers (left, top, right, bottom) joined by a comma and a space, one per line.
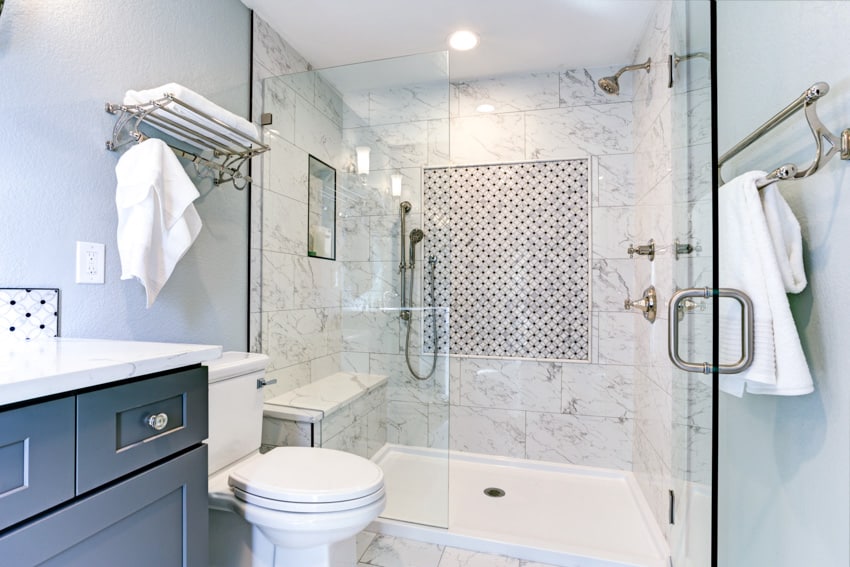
145, 412, 169, 431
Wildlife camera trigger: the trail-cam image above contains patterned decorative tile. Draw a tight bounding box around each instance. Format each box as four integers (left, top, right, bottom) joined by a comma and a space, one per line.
0, 288, 59, 341
423, 159, 590, 361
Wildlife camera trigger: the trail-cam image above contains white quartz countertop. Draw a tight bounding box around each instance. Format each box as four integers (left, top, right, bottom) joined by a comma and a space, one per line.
0, 338, 222, 407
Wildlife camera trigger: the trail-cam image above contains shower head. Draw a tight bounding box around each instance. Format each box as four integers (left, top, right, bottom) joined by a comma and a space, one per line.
409, 228, 425, 244
597, 57, 652, 96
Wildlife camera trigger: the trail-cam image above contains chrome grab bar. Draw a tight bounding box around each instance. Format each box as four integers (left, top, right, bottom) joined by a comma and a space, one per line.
668, 287, 754, 375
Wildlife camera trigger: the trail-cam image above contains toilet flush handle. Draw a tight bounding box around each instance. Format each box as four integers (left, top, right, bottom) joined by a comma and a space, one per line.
257, 377, 278, 389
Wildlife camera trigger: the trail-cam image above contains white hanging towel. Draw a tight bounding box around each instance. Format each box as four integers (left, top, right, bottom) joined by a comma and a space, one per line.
115, 138, 202, 308
123, 83, 260, 146
718, 171, 813, 396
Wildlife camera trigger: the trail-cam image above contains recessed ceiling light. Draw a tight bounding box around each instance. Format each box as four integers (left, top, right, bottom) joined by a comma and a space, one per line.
448, 30, 479, 51
476, 104, 495, 113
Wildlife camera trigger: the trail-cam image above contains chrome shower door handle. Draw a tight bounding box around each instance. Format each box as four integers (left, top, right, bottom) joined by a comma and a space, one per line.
667, 287, 754, 374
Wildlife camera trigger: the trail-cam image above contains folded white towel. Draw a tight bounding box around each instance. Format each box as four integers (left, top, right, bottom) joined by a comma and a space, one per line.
718, 171, 812, 396
116, 138, 203, 308
124, 83, 260, 146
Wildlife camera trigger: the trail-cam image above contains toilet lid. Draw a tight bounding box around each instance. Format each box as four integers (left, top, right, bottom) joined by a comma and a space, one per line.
228, 447, 384, 505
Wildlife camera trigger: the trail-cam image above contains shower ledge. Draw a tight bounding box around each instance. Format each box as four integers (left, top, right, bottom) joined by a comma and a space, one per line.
263, 371, 387, 422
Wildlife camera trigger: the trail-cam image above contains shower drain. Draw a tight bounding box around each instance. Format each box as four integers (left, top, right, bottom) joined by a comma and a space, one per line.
483, 487, 506, 498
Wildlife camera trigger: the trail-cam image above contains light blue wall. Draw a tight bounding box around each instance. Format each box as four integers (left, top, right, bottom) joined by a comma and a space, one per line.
717, 2, 850, 565
0, 0, 251, 349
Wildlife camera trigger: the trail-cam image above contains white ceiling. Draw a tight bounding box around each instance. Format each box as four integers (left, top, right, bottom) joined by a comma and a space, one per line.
241, 0, 657, 79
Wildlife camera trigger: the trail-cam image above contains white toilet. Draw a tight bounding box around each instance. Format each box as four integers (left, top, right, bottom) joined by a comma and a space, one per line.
205, 352, 386, 567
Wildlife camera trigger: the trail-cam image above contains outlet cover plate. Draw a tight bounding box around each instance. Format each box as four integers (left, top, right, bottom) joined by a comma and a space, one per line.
76, 241, 105, 284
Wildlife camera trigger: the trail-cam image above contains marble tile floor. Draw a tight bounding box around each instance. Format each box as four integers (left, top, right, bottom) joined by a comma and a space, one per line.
356, 531, 560, 567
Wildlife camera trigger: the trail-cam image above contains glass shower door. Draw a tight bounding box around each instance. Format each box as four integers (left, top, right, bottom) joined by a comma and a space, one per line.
261, 52, 452, 529
669, 1, 714, 566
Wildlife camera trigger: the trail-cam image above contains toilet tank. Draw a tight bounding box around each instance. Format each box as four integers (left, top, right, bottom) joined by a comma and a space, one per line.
204, 352, 270, 475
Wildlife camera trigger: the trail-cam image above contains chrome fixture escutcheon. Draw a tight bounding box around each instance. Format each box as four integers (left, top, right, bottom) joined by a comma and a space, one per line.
627, 239, 656, 261
624, 285, 657, 323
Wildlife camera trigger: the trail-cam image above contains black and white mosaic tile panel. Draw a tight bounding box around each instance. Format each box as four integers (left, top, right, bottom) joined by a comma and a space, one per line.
0, 288, 60, 341
424, 159, 590, 361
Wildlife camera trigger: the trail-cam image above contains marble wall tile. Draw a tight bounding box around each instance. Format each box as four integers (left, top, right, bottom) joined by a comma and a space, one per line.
633, 366, 673, 469
314, 73, 344, 127
526, 412, 633, 470
634, 104, 673, 200
526, 104, 634, 160
323, 418, 368, 458
371, 213, 417, 264
263, 80, 297, 144
342, 310, 400, 355
266, 308, 335, 367
449, 113, 525, 165
294, 93, 343, 168
262, 190, 308, 254
561, 65, 636, 106
338, 216, 371, 262
341, 351, 370, 373
596, 153, 637, 207
266, 135, 308, 203
261, 251, 294, 312
427, 118, 451, 166
262, 417, 311, 448
310, 352, 341, 382
262, 360, 312, 395
386, 400, 429, 447
248, 312, 263, 354
562, 363, 634, 419
342, 261, 399, 310
458, 358, 562, 413
344, 121, 431, 171
591, 205, 637, 260
253, 14, 311, 79
369, 83, 449, 126
592, 258, 634, 313
292, 256, 341, 309
597, 311, 637, 365
428, 402, 449, 450
449, 406, 526, 458
250, 241, 263, 314
454, 72, 559, 117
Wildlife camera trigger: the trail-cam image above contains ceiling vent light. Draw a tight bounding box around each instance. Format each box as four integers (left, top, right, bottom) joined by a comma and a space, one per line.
449, 30, 479, 51
476, 103, 496, 113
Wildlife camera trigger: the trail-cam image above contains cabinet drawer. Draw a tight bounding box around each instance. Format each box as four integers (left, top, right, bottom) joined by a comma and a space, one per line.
0, 397, 75, 532
76, 366, 208, 494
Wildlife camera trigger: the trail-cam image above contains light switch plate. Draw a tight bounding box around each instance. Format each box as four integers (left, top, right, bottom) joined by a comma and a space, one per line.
75, 241, 105, 284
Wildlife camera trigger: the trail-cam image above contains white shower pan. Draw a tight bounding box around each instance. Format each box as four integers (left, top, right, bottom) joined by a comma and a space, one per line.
370, 444, 669, 567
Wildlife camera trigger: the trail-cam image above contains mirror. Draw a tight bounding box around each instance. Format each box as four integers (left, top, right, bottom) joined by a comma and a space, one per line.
307, 155, 336, 260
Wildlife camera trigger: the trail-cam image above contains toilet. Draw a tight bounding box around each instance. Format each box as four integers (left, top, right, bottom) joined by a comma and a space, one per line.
205, 352, 386, 567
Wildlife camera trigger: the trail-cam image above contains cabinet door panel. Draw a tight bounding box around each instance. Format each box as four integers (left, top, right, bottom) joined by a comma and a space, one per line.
0, 397, 75, 531
0, 445, 208, 567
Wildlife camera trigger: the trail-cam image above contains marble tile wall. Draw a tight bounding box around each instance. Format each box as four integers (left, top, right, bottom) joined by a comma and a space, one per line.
250, 14, 345, 396
628, 0, 714, 546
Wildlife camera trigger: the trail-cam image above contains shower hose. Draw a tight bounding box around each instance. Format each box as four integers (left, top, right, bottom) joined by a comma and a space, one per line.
404, 256, 438, 381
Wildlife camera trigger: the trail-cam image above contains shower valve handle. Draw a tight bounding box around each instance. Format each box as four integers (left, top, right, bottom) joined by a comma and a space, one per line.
624, 286, 657, 323
627, 239, 655, 261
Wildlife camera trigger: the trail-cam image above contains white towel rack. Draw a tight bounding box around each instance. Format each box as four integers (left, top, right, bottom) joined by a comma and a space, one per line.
105, 94, 269, 190
718, 82, 850, 189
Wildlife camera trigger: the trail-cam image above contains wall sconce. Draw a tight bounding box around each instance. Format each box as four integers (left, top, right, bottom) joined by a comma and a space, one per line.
355, 146, 371, 176
390, 173, 403, 197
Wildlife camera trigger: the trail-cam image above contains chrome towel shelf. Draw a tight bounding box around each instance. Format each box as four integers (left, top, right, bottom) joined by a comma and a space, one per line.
105, 94, 269, 189
718, 82, 850, 189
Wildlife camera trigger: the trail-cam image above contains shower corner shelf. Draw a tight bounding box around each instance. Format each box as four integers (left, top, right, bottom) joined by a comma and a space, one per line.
105, 93, 270, 190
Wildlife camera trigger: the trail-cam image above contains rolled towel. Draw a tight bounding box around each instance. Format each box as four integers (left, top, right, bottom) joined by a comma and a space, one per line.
116, 138, 203, 308
124, 82, 260, 146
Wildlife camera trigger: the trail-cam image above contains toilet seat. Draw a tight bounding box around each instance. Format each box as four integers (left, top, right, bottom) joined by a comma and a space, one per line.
228, 447, 385, 513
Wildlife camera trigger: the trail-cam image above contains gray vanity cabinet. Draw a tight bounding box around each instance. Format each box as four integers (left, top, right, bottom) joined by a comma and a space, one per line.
0, 366, 209, 567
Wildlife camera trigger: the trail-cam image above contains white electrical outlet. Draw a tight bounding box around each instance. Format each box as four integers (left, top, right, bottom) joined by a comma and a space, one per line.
75, 241, 105, 284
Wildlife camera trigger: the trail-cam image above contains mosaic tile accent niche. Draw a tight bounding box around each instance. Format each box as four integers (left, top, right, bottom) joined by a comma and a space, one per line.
0, 288, 60, 341
423, 159, 590, 361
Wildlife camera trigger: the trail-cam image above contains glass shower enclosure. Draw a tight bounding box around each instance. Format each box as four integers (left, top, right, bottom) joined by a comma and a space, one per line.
261, 52, 452, 528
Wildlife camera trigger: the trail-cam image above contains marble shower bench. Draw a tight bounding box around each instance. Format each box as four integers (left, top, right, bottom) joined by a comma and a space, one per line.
261, 372, 387, 460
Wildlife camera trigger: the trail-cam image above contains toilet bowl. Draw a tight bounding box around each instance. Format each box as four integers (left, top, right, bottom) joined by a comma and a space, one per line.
205, 353, 386, 567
